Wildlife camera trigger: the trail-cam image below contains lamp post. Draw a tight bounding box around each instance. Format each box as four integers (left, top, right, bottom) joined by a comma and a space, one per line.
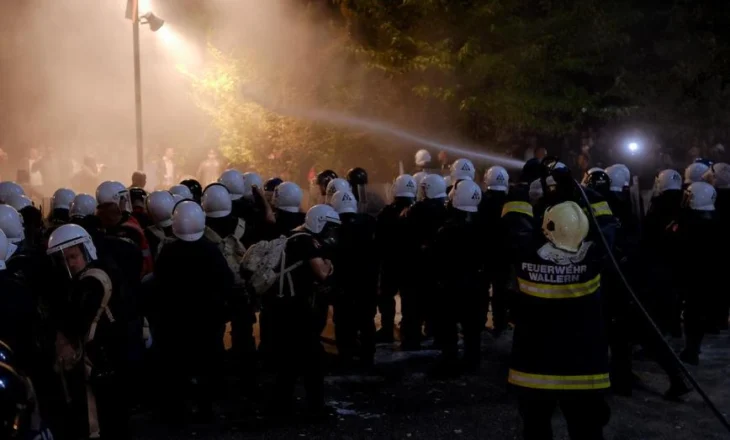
126, 0, 164, 171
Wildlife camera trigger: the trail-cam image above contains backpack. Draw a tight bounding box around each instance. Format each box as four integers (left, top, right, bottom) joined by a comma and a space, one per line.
204, 218, 247, 287
147, 225, 177, 259
240, 232, 309, 298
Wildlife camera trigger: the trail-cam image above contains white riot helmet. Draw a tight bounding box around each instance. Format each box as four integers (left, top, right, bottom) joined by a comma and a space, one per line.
703, 163, 730, 189
273, 182, 303, 213
0, 205, 24, 244
613, 164, 631, 182
443, 175, 453, 188
172, 193, 185, 204
96, 181, 131, 212
331, 191, 358, 214
146, 191, 176, 227
605, 165, 630, 192
683, 182, 716, 211
654, 169, 682, 195
451, 158, 476, 181
484, 166, 509, 192
218, 169, 245, 200
242, 172, 263, 199
393, 174, 417, 198
6, 194, 33, 212
325, 178, 351, 203
51, 188, 76, 211
542, 201, 589, 253
169, 184, 193, 200
201, 184, 232, 218
0, 229, 17, 271
0, 182, 24, 204
69, 194, 97, 219
421, 174, 447, 199
172, 200, 206, 241
415, 149, 432, 167
529, 179, 543, 204
684, 162, 709, 185
47, 224, 98, 278
304, 204, 341, 234
450, 179, 482, 212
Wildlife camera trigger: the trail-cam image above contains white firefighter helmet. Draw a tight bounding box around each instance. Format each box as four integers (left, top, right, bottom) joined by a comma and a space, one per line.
654, 169, 682, 195
683, 181, 716, 211
542, 201, 589, 253
684, 162, 709, 185
0, 229, 17, 271
146, 191, 175, 227
171, 200, 206, 241
218, 169, 245, 201
6, 194, 32, 212
450, 179, 482, 212
415, 149, 432, 167
201, 184, 232, 218
69, 194, 97, 219
605, 165, 630, 191
169, 184, 193, 200
242, 172, 263, 199
274, 182, 303, 213
0, 205, 24, 244
703, 163, 730, 189
451, 158, 476, 181
96, 181, 131, 212
484, 166, 509, 192
331, 191, 358, 214
47, 224, 98, 278
325, 178, 351, 203
304, 204, 341, 234
0, 182, 24, 204
393, 174, 417, 198
612, 164, 631, 182
529, 179, 544, 204
421, 174, 447, 199
51, 188, 76, 211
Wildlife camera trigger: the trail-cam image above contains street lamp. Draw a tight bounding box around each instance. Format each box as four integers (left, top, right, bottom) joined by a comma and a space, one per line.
125, 0, 164, 171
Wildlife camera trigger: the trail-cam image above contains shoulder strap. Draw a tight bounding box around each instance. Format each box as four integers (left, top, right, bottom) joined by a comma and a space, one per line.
204, 226, 223, 244
79, 268, 115, 342
277, 232, 311, 297
232, 218, 246, 240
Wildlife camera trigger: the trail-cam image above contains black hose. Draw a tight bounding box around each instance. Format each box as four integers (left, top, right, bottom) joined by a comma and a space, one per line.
574, 181, 730, 433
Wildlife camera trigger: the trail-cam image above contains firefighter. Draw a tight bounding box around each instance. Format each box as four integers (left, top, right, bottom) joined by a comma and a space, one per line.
503, 199, 616, 440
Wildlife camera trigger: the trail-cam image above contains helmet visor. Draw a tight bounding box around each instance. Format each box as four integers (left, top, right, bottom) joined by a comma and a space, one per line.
48, 243, 92, 278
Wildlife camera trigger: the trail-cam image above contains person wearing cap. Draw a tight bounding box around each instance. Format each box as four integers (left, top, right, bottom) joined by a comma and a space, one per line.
151, 201, 233, 422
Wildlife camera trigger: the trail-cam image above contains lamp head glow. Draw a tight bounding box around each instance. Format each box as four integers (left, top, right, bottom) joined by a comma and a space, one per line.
628, 142, 639, 152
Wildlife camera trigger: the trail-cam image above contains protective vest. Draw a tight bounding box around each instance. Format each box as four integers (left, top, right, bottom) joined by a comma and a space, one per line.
502, 201, 610, 393
203, 218, 247, 287
122, 218, 153, 277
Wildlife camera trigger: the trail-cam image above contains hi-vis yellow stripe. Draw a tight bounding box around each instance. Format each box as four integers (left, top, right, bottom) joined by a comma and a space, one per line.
517, 274, 600, 299
588, 201, 612, 217
509, 369, 610, 391
502, 201, 533, 217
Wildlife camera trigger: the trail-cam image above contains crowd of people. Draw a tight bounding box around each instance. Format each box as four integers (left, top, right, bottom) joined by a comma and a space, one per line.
0, 146, 727, 440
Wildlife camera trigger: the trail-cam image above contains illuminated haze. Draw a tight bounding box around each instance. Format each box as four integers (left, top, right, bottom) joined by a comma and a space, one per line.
0, 0, 521, 190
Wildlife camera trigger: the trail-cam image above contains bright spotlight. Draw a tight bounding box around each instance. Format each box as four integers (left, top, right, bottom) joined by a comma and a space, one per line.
141, 12, 165, 32
628, 142, 639, 152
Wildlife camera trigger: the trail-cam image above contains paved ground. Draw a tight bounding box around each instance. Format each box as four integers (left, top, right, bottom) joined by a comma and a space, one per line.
130, 306, 730, 440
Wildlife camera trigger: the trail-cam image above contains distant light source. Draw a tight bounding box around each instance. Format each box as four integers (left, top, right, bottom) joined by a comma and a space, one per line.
141, 12, 165, 32
628, 142, 639, 152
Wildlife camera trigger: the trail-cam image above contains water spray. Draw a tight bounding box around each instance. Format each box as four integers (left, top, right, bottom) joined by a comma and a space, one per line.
239, 87, 526, 170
